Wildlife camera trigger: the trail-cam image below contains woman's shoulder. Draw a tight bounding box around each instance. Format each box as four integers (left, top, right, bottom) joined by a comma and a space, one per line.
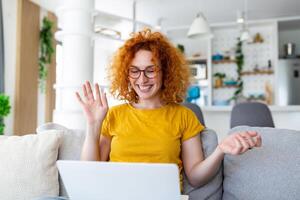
167, 103, 195, 115
168, 102, 191, 110
109, 103, 129, 112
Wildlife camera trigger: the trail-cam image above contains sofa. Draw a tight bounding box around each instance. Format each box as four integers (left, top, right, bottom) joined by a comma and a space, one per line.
0, 123, 300, 200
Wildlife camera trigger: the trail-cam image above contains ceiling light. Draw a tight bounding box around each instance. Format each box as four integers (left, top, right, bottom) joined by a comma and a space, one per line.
187, 12, 212, 39
94, 26, 121, 39
238, 0, 250, 42
236, 10, 245, 24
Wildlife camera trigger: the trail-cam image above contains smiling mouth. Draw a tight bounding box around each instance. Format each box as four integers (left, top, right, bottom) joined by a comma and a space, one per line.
137, 85, 153, 92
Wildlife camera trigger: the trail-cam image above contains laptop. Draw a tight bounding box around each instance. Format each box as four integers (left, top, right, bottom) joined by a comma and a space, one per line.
57, 160, 184, 200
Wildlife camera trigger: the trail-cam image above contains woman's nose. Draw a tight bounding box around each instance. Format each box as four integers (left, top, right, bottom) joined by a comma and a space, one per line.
138, 71, 149, 82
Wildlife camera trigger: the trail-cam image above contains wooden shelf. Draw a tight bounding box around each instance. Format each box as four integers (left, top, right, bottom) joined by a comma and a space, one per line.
241, 70, 274, 76
187, 57, 207, 64
214, 85, 238, 89
212, 60, 236, 64
247, 42, 264, 45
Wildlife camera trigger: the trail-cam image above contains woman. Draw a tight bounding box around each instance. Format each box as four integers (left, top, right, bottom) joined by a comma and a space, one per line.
77, 29, 262, 189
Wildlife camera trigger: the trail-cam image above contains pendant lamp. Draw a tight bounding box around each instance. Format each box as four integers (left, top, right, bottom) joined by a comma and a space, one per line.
187, 12, 212, 39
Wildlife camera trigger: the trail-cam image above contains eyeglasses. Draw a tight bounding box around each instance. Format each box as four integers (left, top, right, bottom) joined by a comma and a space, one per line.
128, 66, 161, 79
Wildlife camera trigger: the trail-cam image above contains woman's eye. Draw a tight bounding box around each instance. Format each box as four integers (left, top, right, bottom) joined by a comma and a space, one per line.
130, 70, 139, 73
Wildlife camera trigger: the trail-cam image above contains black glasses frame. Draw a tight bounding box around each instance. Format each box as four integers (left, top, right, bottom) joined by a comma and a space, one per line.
128, 66, 161, 79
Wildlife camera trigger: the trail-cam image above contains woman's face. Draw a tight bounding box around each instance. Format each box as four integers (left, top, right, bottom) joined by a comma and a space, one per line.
129, 50, 163, 102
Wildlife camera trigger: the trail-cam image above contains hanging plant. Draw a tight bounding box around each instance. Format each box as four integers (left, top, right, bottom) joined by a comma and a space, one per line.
0, 94, 11, 135
39, 17, 54, 92
230, 38, 244, 102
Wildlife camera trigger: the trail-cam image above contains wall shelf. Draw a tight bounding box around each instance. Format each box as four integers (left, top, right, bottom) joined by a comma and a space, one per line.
214, 85, 238, 89
212, 60, 236, 64
241, 70, 274, 75
187, 57, 207, 64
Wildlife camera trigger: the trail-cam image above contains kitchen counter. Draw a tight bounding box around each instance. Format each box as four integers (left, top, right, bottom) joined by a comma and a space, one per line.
202, 105, 300, 112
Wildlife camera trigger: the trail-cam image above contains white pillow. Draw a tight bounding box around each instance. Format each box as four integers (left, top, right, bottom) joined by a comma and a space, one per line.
0, 131, 62, 200
37, 123, 86, 197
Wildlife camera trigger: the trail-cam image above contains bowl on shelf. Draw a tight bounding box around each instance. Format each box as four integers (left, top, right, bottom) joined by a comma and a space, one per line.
223, 80, 238, 86
212, 54, 224, 61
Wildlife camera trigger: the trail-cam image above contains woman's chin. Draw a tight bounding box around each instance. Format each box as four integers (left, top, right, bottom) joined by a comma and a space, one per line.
137, 92, 157, 101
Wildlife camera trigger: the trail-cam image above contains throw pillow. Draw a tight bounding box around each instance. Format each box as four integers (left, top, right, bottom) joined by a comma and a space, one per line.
37, 123, 85, 197
0, 132, 62, 200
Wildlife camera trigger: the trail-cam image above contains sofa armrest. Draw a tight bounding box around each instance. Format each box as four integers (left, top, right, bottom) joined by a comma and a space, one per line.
183, 128, 223, 200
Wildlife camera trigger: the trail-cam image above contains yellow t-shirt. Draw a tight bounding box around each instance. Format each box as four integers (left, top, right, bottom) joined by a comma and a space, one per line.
101, 103, 205, 187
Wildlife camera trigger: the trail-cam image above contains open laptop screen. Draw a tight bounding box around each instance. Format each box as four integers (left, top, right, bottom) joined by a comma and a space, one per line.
57, 160, 181, 200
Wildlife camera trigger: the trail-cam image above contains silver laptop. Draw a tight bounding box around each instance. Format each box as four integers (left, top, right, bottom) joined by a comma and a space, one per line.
57, 160, 181, 200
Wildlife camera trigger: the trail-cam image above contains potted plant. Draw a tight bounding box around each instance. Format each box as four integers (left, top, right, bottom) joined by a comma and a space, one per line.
0, 94, 11, 135
213, 72, 226, 88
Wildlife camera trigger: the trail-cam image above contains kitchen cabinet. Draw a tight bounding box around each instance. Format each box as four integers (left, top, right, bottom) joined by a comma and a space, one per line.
278, 19, 300, 58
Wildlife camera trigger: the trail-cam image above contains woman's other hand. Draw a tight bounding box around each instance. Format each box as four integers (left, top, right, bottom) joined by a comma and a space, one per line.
218, 131, 262, 155
75, 81, 108, 126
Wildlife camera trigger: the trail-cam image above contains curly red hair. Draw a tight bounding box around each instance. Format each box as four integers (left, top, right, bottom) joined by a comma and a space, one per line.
109, 29, 190, 103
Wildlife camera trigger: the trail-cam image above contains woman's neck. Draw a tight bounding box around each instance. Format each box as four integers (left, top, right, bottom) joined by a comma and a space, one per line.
132, 98, 165, 109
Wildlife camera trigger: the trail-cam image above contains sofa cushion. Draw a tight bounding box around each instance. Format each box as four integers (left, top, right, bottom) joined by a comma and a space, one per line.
37, 123, 85, 160
183, 128, 223, 200
223, 126, 300, 200
37, 123, 85, 197
0, 132, 62, 200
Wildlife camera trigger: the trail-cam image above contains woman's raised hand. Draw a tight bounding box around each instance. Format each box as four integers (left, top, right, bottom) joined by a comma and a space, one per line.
218, 131, 262, 155
75, 81, 108, 126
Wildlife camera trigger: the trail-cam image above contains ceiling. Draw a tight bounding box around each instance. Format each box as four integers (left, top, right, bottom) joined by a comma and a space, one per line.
135, 0, 300, 27
33, 0, 300, 29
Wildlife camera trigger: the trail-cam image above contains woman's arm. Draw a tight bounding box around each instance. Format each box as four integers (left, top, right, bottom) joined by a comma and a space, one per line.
81, 123, 111, 161
182, 131, 262, 187
76, 81, 110, 161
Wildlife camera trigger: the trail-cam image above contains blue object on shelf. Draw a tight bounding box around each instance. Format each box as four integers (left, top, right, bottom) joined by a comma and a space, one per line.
224, 80, 238, 86
186, 86, 201, 103
212, 54, 224, 61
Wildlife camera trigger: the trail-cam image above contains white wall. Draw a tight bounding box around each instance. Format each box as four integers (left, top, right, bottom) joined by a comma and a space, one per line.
93, 37, 124, 106
169, 30, 209, 58
37, 9, 48, 127
2, 0, 17, 135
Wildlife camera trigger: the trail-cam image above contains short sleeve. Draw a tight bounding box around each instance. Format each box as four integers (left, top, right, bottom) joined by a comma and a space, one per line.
181, 109, 205, 142
100, 110, 112, 138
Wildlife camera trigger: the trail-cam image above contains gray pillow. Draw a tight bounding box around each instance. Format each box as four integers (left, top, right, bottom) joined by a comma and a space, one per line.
37, 123, 85, 197
223, 126, 300, 200
183, 128, 223, 200
37, 123, 85, 160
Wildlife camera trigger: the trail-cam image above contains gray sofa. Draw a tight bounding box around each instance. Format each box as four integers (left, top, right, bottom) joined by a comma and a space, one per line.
36, 123, 300, 200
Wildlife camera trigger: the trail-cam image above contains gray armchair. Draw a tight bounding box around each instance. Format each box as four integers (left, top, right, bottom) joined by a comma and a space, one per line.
230, 102, 275, 128
182, 102, 205, 126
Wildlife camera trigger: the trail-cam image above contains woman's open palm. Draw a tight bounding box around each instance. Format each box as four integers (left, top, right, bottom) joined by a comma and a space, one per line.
76, 81, 108, 125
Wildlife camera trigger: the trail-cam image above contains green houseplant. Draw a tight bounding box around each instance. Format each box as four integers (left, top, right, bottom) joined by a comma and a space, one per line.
177, 44, 185, 54
230, 38, 244, 102
0, 94, 11, 135
39, 17, 55, 92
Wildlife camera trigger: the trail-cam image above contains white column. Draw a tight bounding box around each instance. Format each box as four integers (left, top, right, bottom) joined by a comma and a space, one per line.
53, 0, 95, 129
